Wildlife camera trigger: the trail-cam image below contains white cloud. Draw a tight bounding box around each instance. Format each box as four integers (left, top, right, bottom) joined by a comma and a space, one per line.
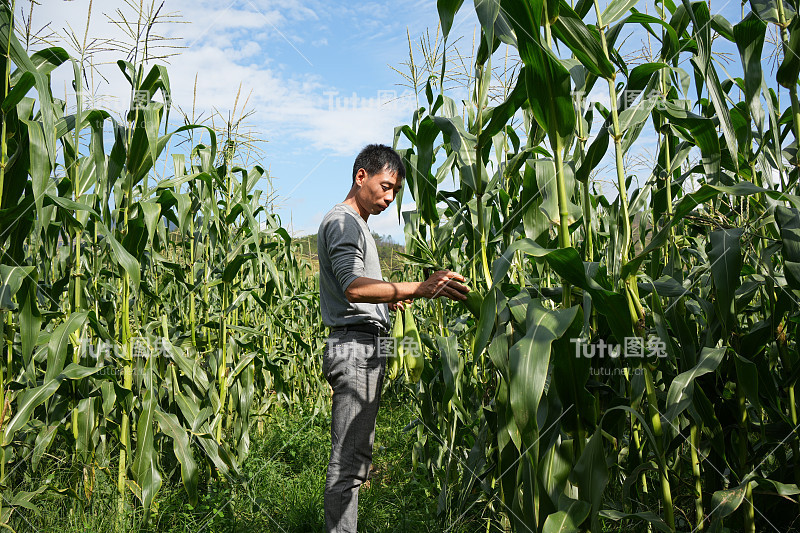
238, 40, 262, 57
33, 0, 423, 158
297, 101, 415, 156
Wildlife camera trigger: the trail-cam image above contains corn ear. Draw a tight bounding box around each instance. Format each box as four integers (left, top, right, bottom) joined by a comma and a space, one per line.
402, 306, 424, 383
461, 286, 483, 318
387, 309, 404, 380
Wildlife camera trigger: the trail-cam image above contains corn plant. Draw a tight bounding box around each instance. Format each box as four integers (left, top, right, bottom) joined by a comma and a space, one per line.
0, 1, 327, 528
390, 0, 800, 531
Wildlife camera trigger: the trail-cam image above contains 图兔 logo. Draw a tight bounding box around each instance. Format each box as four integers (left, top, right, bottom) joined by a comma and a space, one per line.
377, 336, 420, 359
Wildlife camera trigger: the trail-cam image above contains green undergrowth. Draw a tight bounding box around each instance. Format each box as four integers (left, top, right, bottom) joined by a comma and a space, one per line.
7, 388, 492, 532
11, 385, 786, 532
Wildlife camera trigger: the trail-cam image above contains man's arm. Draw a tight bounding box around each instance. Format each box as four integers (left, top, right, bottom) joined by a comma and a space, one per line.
344, 270, 469, 303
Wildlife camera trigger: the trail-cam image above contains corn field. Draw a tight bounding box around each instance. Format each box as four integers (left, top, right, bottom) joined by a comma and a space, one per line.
0, 0, 325, 528
2, 0, 800, 531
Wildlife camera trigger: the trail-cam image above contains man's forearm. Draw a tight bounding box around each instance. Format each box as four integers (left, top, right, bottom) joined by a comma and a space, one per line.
344, 277, 420, 303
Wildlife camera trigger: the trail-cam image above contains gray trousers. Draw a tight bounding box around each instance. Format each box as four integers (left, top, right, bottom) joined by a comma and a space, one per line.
323, 329, 385, 533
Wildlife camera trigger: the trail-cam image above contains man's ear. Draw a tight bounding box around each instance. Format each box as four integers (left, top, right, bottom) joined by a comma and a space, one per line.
354, 168, 369, 187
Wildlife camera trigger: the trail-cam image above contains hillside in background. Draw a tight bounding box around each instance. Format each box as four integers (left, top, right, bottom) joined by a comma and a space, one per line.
294, 232, 406, 275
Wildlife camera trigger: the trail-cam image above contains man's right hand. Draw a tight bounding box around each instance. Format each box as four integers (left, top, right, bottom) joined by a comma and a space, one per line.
416, 270, 469, 301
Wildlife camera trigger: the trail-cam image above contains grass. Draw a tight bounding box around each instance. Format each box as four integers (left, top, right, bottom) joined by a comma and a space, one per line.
7, 387, 467, 533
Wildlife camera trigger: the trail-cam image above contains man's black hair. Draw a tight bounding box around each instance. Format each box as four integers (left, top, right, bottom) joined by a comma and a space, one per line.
352, 144, 406, 184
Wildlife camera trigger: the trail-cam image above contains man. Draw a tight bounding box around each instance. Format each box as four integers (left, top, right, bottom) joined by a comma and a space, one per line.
317, 143, 469, 532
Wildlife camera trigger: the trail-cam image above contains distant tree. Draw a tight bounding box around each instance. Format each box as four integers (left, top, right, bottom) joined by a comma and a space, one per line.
294, 232, 404, 274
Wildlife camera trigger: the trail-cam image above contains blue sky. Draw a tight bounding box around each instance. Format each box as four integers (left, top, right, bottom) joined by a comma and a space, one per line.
34, 0, 478, 243
28, 0, 770, 244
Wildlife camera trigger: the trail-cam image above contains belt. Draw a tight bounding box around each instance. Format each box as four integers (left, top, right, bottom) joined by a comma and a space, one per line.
331, 323, 388, 337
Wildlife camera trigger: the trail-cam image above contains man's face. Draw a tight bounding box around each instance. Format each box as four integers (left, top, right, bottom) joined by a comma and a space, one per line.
354, 166, 403, 216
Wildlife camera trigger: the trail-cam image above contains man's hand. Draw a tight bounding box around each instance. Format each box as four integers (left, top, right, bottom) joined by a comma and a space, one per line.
388, 299, 414, 312
416, 270, 469, 301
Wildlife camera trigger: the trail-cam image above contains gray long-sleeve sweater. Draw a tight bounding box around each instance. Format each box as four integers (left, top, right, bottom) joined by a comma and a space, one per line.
317, 202, 390, 330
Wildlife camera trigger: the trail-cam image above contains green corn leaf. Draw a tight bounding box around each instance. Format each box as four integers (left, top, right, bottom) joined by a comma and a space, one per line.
0, 265, 34, 311
433, 116, 480, 192
438, 0, 466, 40
31, 426, 58, 472
621, 13, 681, 60
3, 379, 63, 446
601, 0, 641, 26
436, 335, 460, 404
226, 352, 258, 387
657, 100, 720, 182
138, 64, 172, 131
97, 222, 141, 289
44, 193, 100, 219
708, 228, 743, 334
734, 14, 767, 113
132, 388, 162, 519
475, 0, 501, 52
734, 353, 761, 410
174, 393, 238, 478
623, 181, 800, 278
139, 199, 162, 249
598, 510, 672, 532
749, 0, 795, 25
543, 499, 591, 532
412, 116, 442, 224
155, 408, 199, 506
504, 0, 576, 141
682, 0, 739, 169
75, 397, 95, 463
751, 477, 800, 496
524, 47, 576, 143
553, 0, 615, 79
539, 442, 573, 507
509, 301, 579, 447
0, 4, 57, 165
664, 346, 725, 421
60, 363, 104, 380
625, 62, 669, 94
2, 71, 35, 113
778, 16, 800, 89
707, 483, 748, 529
479, 70, 529, 146
10, 47, 69, 82
576, 125, 609, 183
161, 338, 210, 394
776, 206, 800, 289
45, 311, 88, 382
18, 276, 41, 370
570, 427, 609, 527
21, 118, 53, 238
551, 306, 594, 433
472, 286, 501, 357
